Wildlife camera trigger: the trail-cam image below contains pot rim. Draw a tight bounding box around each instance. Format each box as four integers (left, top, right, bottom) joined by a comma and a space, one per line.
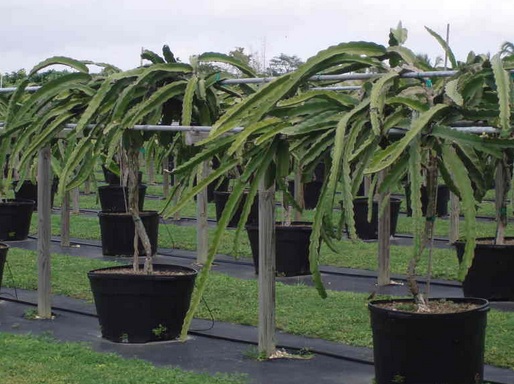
453, 237, 514, 249
0, 198, 36, 205
368, 297, 490, 317
98, 210, 159, 217
88, 263, 197, 280
245, 221, 312, 231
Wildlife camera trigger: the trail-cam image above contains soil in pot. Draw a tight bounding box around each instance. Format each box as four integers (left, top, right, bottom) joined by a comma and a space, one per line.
88, 264, 197, 343
13, 179, 58, 210
214, 191, 258, 228
0, 243, 9, 287
350, 197, 401, 240
0, 199, 35, 241
98, 211, 159, 256
98, 184, 147, 213
405, 184, 450, 217
454, 238, 514, 301
369, 298, 489, 384
246, 222, 311, 276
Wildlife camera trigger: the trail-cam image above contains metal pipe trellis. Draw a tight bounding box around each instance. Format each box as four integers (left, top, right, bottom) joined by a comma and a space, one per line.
0, 67, 506, 354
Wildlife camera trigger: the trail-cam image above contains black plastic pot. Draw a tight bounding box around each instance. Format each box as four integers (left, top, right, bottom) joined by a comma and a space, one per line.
98, 211, 159, 256
13, 180, 58, 210
88, 264, 197, 343
246, 222, 311, 276
0, 243, 9, 287
207, 178, 229, 203
98, 185, 147, 213
369, 298, 489, 384
405, 184, 450, 217
351, 197, 401, 240
0, 199, 35, 241
454, 238, 514, 301
213, 191, 258, 228
288, 181, 323, 210
102, 165, 143, 185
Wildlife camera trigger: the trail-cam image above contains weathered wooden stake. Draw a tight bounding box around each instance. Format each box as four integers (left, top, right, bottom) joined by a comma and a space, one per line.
162, 157, 170, 198
71, 187, 80, 214
449, 192, 460, 243
37, 146, 52, 318
147, 157, 155, 184
196, 161, 209, 265
258, 173, 276, 358
377, 170, 391, 286
294, 166, 303, 222
84, 176, 91, 195
60, 191, 71, 247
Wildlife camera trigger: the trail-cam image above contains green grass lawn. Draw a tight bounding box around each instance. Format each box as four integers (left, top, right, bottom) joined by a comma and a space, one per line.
3, 248, 514, 370
0, 333, 246, 384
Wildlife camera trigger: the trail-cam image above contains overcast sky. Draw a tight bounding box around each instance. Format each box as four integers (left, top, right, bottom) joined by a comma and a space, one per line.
1, 0, 512, 74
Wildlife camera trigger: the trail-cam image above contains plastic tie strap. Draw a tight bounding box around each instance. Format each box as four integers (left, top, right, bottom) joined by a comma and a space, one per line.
425, 79, 433, 88
425, 216, 436, 222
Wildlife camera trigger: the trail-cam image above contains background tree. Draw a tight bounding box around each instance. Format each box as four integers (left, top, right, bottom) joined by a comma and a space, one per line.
266, 53, 304, 76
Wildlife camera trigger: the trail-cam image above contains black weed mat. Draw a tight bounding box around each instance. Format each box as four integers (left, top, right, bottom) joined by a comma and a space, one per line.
0, 289, 513, 384
0, 292, 375, 384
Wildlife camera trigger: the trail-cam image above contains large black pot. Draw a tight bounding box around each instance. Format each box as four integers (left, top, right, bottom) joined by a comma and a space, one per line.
0, 243, 9, 287
0, 199, 35, 241
351, 197, 401, 240
13, 180, 58, 210
88, 264, 197, 343
98, 185, 147, 213
98, 211, 159, 256
405, 184, 450, 217
213, 191, 258, 228
246, 222, 311, 277
369, 298, 489, 384
454, 238, 514, 301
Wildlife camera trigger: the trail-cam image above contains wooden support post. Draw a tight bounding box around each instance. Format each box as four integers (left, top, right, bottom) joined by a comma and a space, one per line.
196, 161, 209, 265
162, 157, 170, 198
449, 192, 460, 243
84, 176, 91, 195
37, 146, 52, 318
294, 167, 303, 222
173, 174, 181, 221
147, 157, 155, 184
60, 191, 71, 247
71, 187, 80, 214
258, 173, 276, 358
364, 176, 371, 195
377, 170, 391, 286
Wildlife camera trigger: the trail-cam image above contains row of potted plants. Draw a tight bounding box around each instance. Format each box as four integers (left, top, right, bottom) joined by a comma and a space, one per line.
0, 23, 513, 383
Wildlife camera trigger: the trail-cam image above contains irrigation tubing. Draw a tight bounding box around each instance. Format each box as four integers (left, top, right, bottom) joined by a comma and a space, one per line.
0, 294, 374, 367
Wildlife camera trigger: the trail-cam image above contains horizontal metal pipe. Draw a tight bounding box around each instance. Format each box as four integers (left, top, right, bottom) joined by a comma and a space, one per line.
0, 86, 41, 94
4, 68, 511, 94
310, 86, 361, 91
0, 121, 498, 135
